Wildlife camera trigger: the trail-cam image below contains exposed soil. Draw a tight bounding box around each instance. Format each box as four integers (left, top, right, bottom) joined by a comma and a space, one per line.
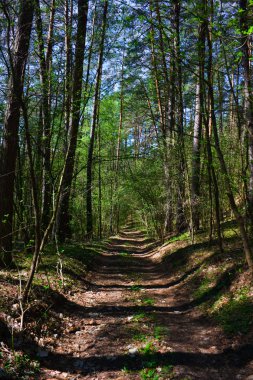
34, 226, 253, 380
1, 226, 253, 379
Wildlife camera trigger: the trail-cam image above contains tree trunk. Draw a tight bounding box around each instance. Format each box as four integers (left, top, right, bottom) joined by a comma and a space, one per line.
35, 0, 54, 231
239, 0, 253, 228
207, 0, 252, 267
191, 83, 202, 231
86, 0, 108, 239
64, 0, 72, 142
21, 99, 41, 303
57, 0, 89, 242
173, 0, 186, 232
0, 0, 34, 265
204, 0, 223, 251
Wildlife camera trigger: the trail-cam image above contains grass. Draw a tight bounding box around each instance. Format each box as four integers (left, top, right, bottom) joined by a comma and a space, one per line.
140, 368, 159, 380
118, 252, 130, 257
132, 312, 147, 322
214, 298, 253, 334
211, 287, 253, 334
140, 362, 174, 380
187, 233, 253, 335
130, 284, 142, 291
122, 361, 173, 379
0, 242, 101, 378
133, 332, 148, 342
193, 276, 214, 299
132, 325, 169, 343
0, 348, 40, 380
153, 325, 169, 340
166, 231, 190, 244
141, 297, 155, 306
140, 342, 157, 355
13, 243, 100, 290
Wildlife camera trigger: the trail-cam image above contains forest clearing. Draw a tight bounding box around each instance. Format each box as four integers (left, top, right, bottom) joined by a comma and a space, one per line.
0, 0, 253, 379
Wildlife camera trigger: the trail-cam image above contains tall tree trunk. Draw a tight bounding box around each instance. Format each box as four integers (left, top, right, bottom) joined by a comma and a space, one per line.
21, 99, 41, 303
206, 0, 252, 267
173, 0, 186, 232
239, 0, 253, 228
35, 0, 54, 231
64, 0, 72, 142
57, 0, 89, 242
98, 117, 102, 239
110, 51, 124, 234
86, 0, 108, 239
191, 82, 202, 231
149, 0, 172, 233
0, 0, 34, 265
204, 0, 223, 251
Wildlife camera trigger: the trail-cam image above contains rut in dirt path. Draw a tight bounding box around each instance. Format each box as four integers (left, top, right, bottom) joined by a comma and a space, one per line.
40, 227, 253, 380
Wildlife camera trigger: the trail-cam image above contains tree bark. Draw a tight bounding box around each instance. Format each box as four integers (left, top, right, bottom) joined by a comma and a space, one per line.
191, 82, 202, 231
0, 0, 34, 265
173, 0, 187, 232
204, 0, 223, 251
239, 0, 253, 228
35, 0, 55, 231
207, 0, 252, 267
57, 0, 89, 242
86, 0, 108, 239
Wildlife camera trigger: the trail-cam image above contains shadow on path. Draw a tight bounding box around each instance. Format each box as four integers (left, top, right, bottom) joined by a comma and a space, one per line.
40, 344, 253, 375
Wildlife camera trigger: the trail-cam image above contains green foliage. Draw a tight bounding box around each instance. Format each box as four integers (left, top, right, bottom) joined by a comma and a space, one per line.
130, 285, 142, 291
213, 289, 253, 334
118, 251, 130, 257
132, 324, 169, 343
166, 232, 190, 244
153, 326, 169, 340
140, 368, 159, 380
133, 332, 148, 342
140, 363, 174, 380
2, 352, 40, 379
140, 342, 157, 355
141, 297, 155, 306
132, 312, 147, 322
193, 277, 213, 299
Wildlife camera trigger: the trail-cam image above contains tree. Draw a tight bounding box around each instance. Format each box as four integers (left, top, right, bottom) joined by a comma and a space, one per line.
56, 0, 89, 242
0, 0, 35, 265
86, 0, 108, 239
239, 0, 253, 228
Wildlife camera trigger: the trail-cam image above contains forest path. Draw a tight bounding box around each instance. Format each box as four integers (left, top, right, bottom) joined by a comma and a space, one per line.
40, 226, 253, 380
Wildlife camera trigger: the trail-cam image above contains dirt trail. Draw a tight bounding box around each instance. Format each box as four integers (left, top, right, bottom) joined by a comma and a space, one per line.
40, 227, 253, 380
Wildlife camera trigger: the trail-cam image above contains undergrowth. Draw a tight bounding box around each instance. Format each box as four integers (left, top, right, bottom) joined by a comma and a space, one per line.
0, 242, 100, 379
0, 344, 40, 380
211, 287, 253, 334
166, 231, 190, 244
188, 223, 253, 335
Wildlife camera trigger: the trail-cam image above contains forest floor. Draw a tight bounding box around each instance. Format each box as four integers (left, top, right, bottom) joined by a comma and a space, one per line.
1, 224, 253, 379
